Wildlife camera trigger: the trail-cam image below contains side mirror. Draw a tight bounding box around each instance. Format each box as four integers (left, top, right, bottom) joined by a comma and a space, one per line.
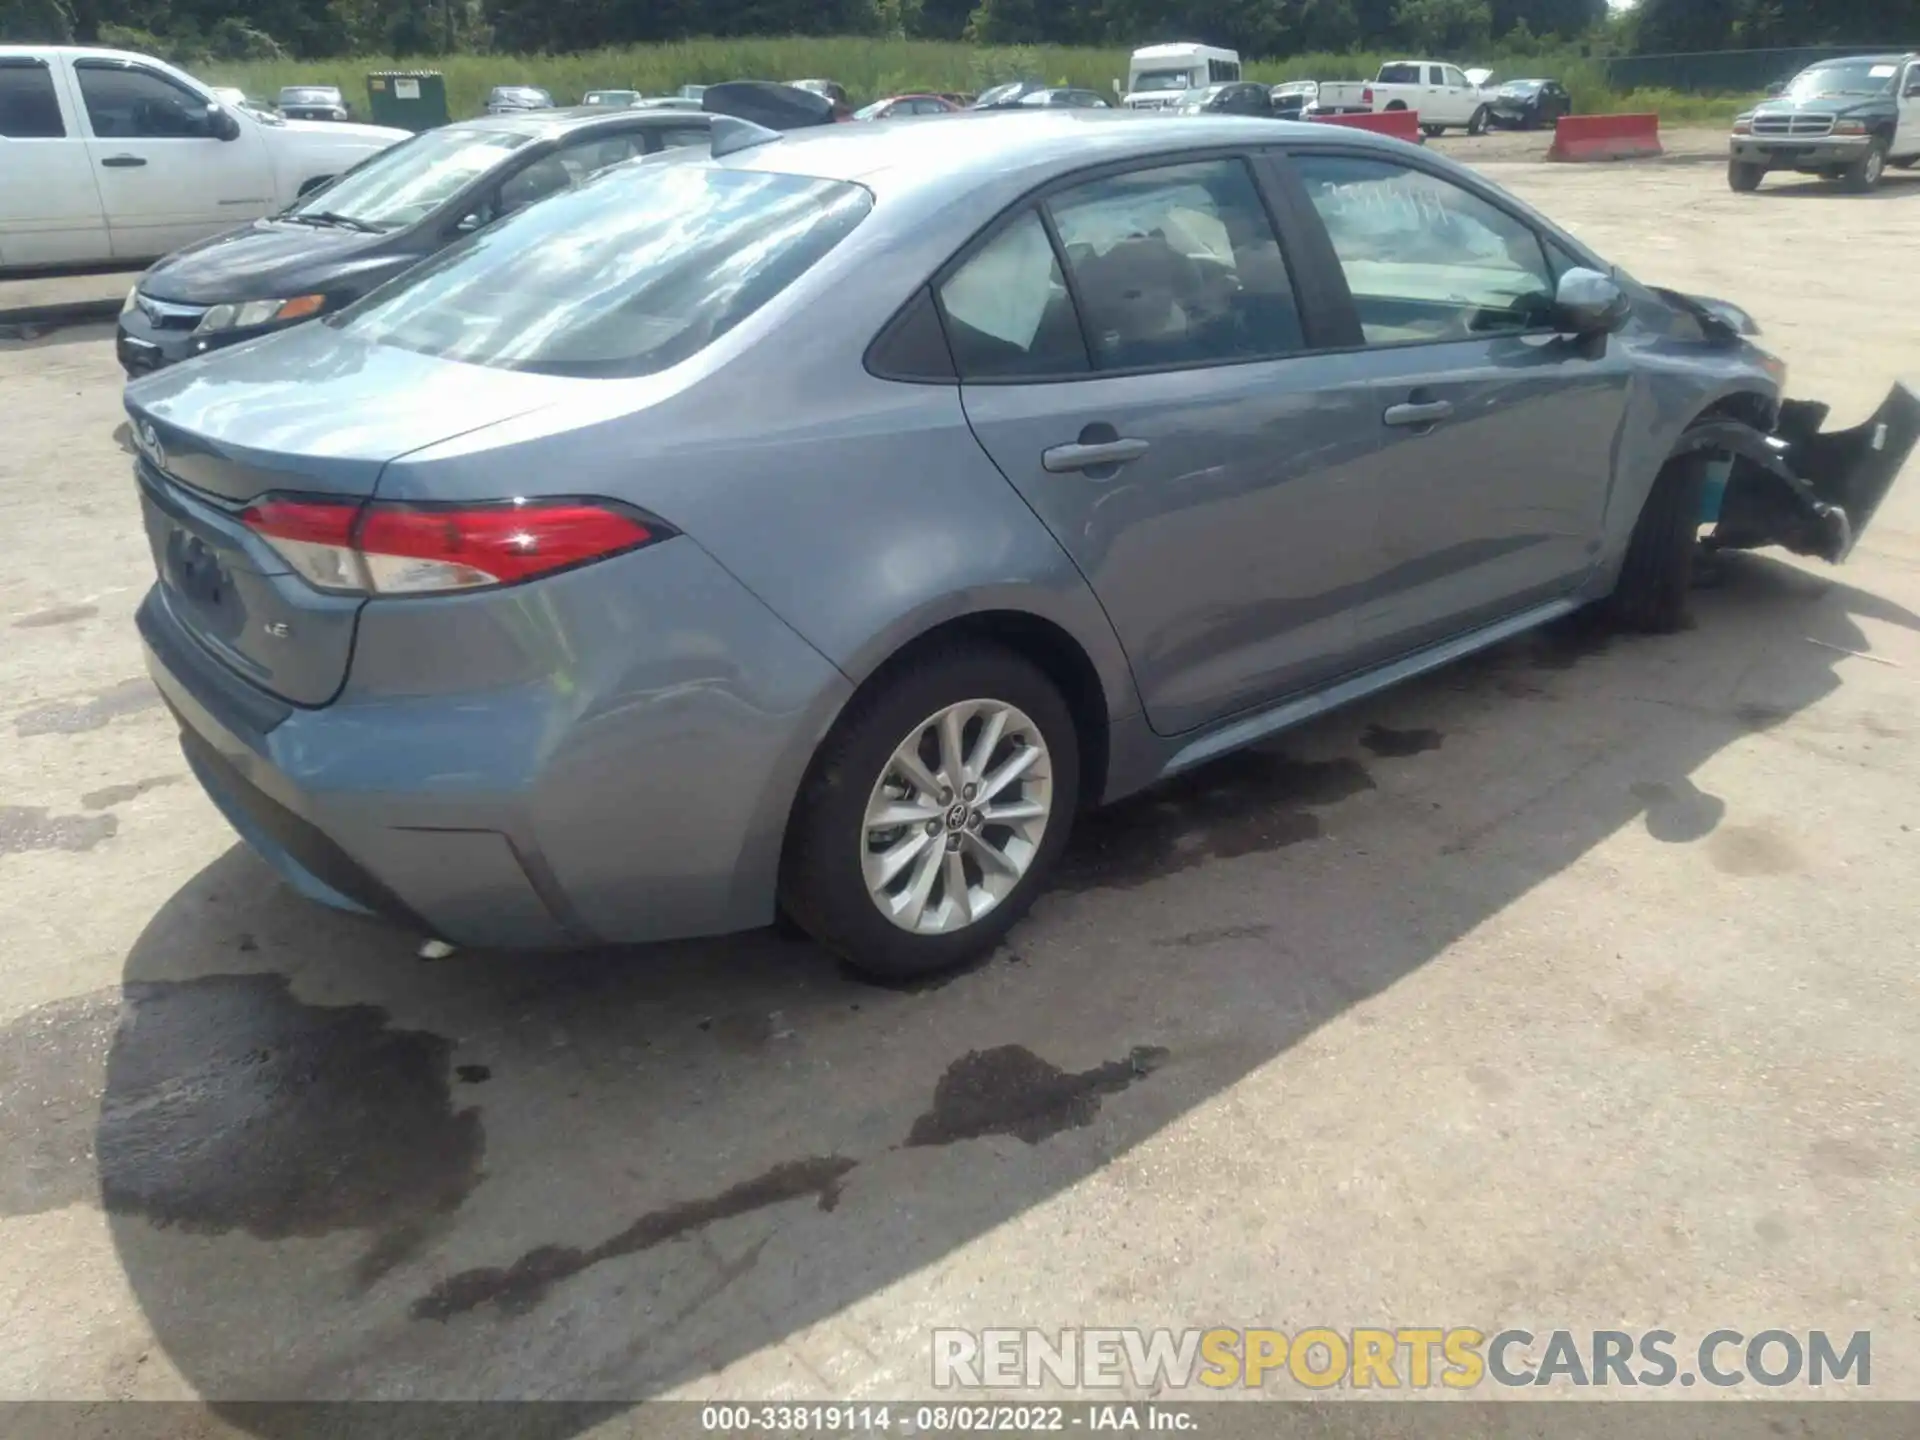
208, 104, 241, 141
1554, 267, 1631, 336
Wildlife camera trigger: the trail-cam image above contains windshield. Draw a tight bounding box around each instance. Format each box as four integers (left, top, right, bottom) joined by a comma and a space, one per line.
1503, 79, 1546, 93
1784, 61, 1899, 99
492, 87, 550, 105
287, 127, 531, 231
974, 81, 1033, 106
280, 88, 339, 104
584, 91, 636, 105
334, 165, 871, 378
1131, 69, 1196, 93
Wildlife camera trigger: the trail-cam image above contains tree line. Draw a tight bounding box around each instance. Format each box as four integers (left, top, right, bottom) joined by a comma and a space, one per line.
2, 0, 1916, 63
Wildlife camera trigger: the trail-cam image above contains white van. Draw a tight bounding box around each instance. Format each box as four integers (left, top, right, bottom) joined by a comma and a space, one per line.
1121, 43, 1243, 111
0, 46, 407, 270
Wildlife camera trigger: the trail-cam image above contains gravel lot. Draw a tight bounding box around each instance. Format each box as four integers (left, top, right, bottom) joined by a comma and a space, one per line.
1, 155, 1917, 1416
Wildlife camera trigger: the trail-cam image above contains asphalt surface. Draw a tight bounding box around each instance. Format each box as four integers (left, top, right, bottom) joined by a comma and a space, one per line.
1, 158, 1917, 1418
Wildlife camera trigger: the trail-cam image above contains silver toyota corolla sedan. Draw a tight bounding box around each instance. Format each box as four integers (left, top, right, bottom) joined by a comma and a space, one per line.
124, 111, 1916, 979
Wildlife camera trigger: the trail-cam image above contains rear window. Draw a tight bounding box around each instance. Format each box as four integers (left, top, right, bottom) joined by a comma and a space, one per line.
0, 57, 63, 138
334, 164, 871, 378
1378, 64, 1422, 85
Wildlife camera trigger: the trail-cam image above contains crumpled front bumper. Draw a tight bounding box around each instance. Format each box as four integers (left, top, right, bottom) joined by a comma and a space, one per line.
1686, 383, 1920, 564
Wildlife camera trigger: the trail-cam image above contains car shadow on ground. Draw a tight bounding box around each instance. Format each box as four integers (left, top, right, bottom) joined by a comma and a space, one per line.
6, 552, 1915, 1421
1752, 170, 1920, 200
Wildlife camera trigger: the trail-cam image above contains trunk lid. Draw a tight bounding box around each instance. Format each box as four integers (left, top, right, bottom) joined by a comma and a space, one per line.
125, 326, 571, 706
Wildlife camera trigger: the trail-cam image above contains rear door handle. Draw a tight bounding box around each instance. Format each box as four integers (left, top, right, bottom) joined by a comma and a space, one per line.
1383, 400, 1454, 428
100, 154, 147, 168
1042, 438, 1150, 473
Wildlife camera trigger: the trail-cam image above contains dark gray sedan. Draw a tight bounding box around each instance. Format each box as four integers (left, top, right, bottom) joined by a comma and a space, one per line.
122, 112, 1915, 979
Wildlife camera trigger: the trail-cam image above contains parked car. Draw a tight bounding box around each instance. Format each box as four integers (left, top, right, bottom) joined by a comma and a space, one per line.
937, 92, 975, 108
1486, 78, 1573, 130
1016, 88, 1113, 109
853, 93, 962, 120
581, 89, 640, 108
699, 80, 842, 131
116, 106, 723, 376
0, 46, 406, 270
971, 79, 1046, 110
1729, 53, 1920, 193
122, 111, 1915, 980
1269, 80, 1318, 118
677, 84, 707, 101
788, 79, 849, 106
1121, 42, 1242, 110
484, 86, 554, 116
277, 84, 349, 121
1174, 82, 1275, 116
209, 85, 277, 121
1314, 61, 1493, 135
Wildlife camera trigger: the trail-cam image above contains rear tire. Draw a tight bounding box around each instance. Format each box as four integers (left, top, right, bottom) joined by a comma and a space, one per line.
1467, 105, 1490, 137
1842, 140, 1888, 193
1604, 451, 1710, 634
779, 642, 1080, 981
1728, 159, 1765, 192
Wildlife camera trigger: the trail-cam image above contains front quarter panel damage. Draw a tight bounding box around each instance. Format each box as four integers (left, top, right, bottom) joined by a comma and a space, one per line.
1699, 384, 1920, 564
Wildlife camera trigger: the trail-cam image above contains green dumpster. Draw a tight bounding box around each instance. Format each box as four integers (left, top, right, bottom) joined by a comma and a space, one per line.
366, 70, 449, 131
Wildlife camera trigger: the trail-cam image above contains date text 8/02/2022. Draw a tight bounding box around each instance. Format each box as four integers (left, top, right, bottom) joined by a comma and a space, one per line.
931, 1327, 1873, 1390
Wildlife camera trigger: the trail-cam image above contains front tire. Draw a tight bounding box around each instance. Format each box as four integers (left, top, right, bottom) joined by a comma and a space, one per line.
1728, 159, 1765, 192
1604, 451, 1710, 634
1421, 123, 1445, 138
1842, 140, 1888, 193
779, 643, 1080, 981
1467, 105, 1490, 137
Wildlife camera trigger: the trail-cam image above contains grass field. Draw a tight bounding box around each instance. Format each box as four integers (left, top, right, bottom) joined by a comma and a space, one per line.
199, 37, 1756, 126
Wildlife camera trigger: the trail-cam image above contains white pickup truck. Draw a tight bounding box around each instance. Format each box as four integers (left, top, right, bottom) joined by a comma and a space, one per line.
1310, 62, 1495, 136
0, 46, 407, 270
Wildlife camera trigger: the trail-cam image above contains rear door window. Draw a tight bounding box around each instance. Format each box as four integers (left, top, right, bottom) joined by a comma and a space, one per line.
1292, 153, 1556, 345
1045, 158, 1306, 370
337, 165, 870, 378
0, 57, 64, 138
935, 209, 1090, 379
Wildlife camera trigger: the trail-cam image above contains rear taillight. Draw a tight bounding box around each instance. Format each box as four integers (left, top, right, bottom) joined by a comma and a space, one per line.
240, 496, 669, 596
1362, 87, 1374, 105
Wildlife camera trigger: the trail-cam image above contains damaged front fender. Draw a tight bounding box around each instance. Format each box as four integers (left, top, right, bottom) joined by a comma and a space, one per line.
1689, 383, 1920, 564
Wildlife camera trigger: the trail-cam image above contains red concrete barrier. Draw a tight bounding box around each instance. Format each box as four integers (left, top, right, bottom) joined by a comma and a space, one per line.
1550, 113, 1664, 162
1309, 108, 1423, 144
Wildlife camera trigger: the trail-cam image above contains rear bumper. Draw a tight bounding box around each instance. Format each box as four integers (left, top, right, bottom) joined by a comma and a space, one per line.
1729, 134, 1872, 168
140, 536, 853, 949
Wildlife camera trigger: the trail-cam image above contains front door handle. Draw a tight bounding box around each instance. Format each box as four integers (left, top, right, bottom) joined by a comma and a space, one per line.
1042, 437, 1150, 473
101, 154, 148, 168
1383, 400, 1454, 428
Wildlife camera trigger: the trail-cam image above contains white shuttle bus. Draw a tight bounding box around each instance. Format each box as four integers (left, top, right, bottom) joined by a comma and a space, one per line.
1120, 43, 1242, 110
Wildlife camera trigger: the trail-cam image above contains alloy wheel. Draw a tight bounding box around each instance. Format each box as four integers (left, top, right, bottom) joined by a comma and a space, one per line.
860, 698, 1053, 935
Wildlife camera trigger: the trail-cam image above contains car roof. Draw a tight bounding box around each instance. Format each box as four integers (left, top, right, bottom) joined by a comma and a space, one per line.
725, 109, 1400, 192
1803, 53, 1911, 65
448, 107, 710, 136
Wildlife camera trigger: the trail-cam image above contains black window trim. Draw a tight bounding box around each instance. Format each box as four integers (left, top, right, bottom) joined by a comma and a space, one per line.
1263, 142, 1603, 359
922, 145, 1344, 387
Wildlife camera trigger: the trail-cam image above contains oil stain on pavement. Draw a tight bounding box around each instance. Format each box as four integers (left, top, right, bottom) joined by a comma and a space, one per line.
1360, 724, 1444, 759
1055, 748, 1373, 892
409, 1043, 1166, 1323
15, 678, 161, 737
0, 974, 482, 1273
11, 602, 99, 629
81, 775, 181, 810
0, 805, 117, 856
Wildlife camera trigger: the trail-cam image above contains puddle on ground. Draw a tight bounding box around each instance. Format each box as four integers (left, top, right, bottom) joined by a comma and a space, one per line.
0, 975, 483, 1271
905, 1044, 1169, 1148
